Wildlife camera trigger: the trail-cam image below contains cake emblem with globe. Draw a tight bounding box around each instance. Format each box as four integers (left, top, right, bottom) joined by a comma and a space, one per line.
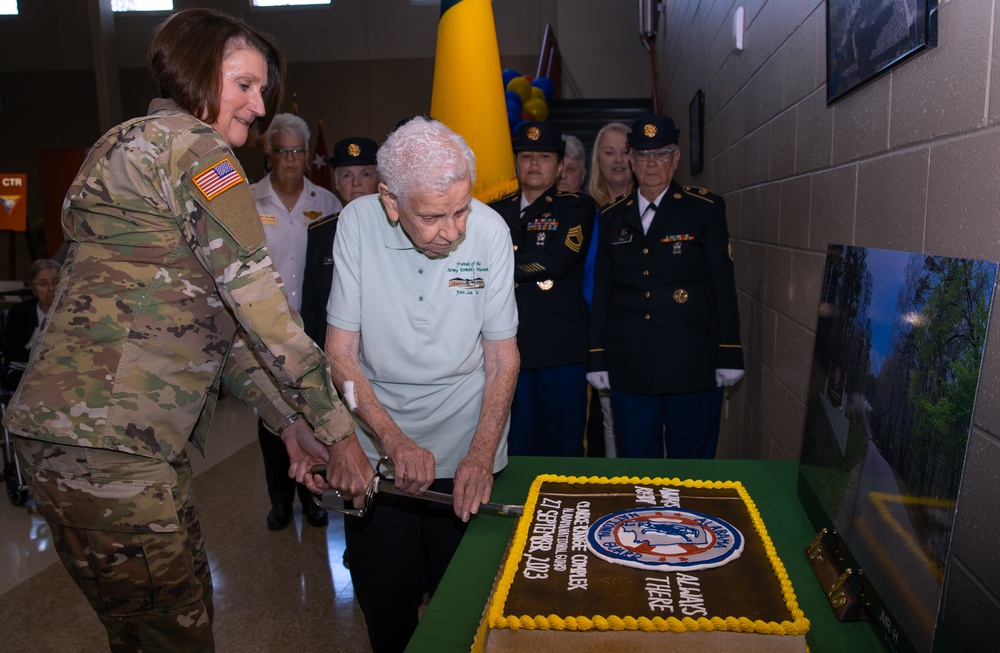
473, 474, 810, 653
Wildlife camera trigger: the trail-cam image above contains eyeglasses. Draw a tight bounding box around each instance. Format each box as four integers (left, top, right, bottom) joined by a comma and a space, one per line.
272, 147, 307, 160
632, 148, 677, 163
33, 279, 58, 289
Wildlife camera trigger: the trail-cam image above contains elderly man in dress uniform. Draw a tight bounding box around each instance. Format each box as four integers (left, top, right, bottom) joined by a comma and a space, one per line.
588, 114, 743, 459
489, 121, 595, 456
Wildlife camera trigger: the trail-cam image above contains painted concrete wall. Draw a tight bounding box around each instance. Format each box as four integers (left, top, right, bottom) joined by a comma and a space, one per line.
655, 0, 998, 648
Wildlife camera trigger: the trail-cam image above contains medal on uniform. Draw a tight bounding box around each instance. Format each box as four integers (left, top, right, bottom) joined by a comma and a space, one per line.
536, 232, 547, 246
673, 242, 682, 254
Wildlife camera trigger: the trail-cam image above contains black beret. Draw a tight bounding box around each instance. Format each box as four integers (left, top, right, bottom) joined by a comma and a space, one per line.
329, 137, 378, 168
512, 121, 565, 156
627, 114, 680, 150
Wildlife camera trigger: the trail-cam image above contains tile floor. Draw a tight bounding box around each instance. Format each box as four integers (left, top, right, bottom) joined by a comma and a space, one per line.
0, 395, 373, 652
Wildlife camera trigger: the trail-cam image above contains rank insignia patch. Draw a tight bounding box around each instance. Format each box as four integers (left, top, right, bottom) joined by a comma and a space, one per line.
565, 224, 584, 253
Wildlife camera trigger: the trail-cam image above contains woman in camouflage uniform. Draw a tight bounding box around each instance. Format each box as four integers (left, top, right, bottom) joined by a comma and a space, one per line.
1, 9, 368, 652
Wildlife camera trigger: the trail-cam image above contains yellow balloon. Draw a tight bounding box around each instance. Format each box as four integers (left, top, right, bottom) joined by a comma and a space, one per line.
506, 76, 532, 103
530, 86, 546, 102
523, 97, 549, 121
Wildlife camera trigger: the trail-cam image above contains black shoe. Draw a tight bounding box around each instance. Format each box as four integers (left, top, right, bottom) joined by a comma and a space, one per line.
303, 500, 329, 528
266, 504, 293, 531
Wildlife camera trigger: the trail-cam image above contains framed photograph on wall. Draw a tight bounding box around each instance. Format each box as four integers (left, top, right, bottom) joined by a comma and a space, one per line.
827, 0, 938, 103
689, 89, 704, 176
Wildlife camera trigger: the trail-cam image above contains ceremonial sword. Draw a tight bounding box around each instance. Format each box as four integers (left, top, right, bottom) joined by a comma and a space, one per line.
309, 456, 523, 518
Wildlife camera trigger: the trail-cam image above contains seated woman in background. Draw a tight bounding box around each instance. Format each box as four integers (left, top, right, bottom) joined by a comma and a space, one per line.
2, 259, 60, 391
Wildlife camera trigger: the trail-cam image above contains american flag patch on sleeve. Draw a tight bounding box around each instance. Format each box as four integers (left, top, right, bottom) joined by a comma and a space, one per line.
193, 158, 244, 200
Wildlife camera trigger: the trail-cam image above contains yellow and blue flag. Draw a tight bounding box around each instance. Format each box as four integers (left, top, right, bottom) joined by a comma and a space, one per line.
430, 0, 517, 203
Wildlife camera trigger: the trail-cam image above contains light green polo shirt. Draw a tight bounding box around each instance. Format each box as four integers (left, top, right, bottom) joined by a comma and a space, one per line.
327, 194, 518, 477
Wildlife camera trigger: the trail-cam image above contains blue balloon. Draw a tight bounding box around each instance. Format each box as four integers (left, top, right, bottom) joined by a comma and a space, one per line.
531, 77, 555, 102
502, 68, 522, 88
505, 90, 523, 110
513, 119, 531, 136
507, 103, 520, 130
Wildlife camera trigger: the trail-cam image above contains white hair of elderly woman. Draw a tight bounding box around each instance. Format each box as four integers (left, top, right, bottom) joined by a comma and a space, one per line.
561, 133, 586, 163
266, 112, 311, 149
377, 116, 477, 207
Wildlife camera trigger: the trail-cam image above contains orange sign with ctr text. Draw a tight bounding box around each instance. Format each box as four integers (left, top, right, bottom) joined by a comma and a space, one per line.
0, 174, 27, 232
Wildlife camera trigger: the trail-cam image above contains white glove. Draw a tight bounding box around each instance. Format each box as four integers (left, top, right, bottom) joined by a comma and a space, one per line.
716, 368, 744, 387
586, 371, 611, 391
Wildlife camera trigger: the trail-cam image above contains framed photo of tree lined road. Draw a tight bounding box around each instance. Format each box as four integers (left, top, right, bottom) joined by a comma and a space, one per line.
798, 245, 995, 652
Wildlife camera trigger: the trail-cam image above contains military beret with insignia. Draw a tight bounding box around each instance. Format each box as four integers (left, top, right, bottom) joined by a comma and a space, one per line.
512, 121, 565, 157
628, 113, 680, 150
329, 137, 378, 168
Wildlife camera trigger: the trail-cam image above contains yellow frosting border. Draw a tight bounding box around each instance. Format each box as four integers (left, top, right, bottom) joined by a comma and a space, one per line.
486, 474, 810, 637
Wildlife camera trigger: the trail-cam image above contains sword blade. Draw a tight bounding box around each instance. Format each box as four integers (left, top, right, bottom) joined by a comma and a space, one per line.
376, 479, 524, 517
307, 465, 523, 517
377, 480, 523, 517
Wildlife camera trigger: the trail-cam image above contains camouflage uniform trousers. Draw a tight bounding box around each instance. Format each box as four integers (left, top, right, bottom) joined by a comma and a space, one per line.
14, 437, 215, 652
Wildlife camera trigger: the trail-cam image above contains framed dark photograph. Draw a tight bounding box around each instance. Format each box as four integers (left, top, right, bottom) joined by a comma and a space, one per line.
688, 89, 704, 176
827, 0, 938, 103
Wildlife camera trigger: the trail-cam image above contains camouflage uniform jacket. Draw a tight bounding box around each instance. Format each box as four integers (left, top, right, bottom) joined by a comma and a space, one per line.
3, 99, 354, 462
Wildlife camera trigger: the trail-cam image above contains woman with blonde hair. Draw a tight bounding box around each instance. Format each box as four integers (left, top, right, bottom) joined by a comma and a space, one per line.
588, 122, 635, 207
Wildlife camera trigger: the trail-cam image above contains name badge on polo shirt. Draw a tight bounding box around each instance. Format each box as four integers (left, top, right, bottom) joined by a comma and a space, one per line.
612, 228, 633, 245
259, 214, 278, 226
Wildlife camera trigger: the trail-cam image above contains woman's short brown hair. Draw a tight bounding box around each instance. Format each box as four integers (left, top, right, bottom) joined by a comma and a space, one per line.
148, 8, 285, 145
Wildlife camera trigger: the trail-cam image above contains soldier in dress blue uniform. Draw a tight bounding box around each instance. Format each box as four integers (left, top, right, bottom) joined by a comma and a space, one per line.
588, 114, 744, 459
301, 136, 379, 344
489, 121, 596, 456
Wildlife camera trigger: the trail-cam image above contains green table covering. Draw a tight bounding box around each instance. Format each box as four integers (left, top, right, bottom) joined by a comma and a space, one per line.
407, 456, 885, 652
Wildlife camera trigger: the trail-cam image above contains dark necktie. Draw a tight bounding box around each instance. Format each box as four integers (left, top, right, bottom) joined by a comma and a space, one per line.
641, 203, 657, 234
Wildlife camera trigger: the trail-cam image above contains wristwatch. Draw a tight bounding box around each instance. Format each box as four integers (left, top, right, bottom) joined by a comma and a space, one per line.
276, 412, 303, 436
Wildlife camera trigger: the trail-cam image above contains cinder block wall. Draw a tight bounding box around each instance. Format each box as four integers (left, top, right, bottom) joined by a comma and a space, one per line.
656, 1, 998, 647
